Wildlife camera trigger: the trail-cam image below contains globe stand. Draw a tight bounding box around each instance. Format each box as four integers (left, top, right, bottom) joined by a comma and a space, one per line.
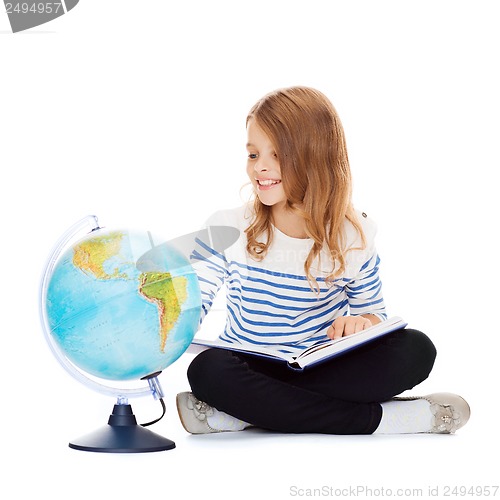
69, 374, 175, 453
68, 400, 175, 453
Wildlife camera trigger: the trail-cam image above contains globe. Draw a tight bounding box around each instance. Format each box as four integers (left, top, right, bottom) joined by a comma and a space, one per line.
45, 226, 201, 382
39, 216, 203, 453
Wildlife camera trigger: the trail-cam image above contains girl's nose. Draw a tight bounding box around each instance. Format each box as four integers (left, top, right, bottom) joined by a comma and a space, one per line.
254, 158, 269, 173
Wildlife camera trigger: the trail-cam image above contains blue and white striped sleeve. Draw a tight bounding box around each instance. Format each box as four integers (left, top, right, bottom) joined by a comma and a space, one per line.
345, 251, 387, 320
190, 236, 228, 325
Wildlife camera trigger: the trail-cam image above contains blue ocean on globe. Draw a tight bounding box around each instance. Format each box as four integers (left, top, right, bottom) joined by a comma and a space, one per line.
45, 228, 201, 381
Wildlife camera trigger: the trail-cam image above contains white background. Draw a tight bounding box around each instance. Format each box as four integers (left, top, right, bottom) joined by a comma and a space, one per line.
1, 1, 499, 499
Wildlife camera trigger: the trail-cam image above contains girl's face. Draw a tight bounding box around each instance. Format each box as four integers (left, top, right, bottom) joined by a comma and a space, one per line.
246, 119, 287, 208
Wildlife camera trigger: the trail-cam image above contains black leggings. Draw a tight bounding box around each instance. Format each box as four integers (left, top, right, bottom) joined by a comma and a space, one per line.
187, 328, 437, 434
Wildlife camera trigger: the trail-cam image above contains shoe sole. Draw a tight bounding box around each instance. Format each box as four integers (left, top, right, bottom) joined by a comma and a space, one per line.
176, 392, 193, 434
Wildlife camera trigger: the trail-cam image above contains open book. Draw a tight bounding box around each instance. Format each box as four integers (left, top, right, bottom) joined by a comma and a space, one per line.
189, 316, 407, 370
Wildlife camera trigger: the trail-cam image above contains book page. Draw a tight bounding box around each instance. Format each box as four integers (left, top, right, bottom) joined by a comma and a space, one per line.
295, 316, 406, 365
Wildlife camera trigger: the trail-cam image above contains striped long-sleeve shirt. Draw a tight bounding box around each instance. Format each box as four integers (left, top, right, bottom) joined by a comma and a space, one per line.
191, 203, 387, 356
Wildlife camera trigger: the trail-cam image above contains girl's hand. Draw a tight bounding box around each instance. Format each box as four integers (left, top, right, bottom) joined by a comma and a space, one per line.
326, 315, 373, 340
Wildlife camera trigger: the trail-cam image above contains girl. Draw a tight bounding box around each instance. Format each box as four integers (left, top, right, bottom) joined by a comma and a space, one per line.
176, 86, 470, 435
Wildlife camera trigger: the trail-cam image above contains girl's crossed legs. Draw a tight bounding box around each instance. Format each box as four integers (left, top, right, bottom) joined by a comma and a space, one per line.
185, 328, 437, 434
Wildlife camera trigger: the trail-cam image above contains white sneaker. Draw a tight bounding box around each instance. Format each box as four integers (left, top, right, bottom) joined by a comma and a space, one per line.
393, 392, 471, 433
176, 392, 221, 434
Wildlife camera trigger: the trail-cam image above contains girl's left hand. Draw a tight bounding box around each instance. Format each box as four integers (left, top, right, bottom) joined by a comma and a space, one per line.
326, 315, 372, 340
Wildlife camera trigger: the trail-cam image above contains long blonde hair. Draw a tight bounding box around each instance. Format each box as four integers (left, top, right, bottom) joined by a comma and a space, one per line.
244, 86, 366, 292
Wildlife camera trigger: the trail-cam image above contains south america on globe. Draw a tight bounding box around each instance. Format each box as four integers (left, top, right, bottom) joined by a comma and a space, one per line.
45, 228, 201, 381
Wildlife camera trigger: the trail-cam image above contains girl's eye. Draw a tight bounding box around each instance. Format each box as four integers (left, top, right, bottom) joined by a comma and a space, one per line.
248, 153, 258, 160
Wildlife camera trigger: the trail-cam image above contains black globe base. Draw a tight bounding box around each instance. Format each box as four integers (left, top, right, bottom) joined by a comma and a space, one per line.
69, 403, 175, 453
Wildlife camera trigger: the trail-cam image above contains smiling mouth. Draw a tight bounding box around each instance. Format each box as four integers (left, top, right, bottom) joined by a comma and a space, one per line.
257, 179, 281, 186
